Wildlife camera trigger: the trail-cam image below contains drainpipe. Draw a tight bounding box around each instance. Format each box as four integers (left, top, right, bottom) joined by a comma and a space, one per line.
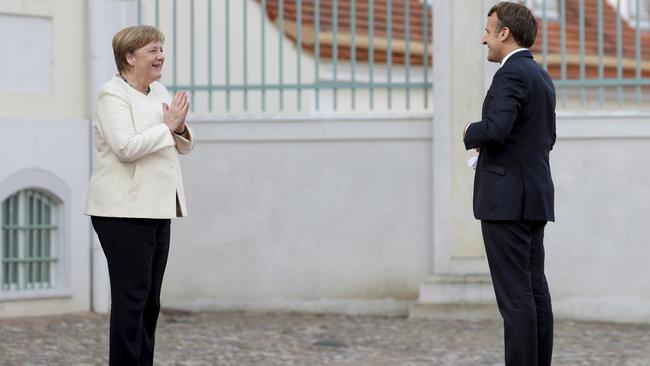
88, 0, 110, 314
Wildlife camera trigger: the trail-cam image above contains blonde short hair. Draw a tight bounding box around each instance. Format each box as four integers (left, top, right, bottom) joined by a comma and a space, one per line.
112, 25, 165, 73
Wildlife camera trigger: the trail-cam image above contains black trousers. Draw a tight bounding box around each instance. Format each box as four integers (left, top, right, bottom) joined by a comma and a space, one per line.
481, 220, 553, 366
91, 216, 171, 366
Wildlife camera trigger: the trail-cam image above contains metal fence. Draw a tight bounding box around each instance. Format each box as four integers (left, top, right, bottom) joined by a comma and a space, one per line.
524, 0, 650, 109
137, 0, 432, 114
137, 0, 650, 113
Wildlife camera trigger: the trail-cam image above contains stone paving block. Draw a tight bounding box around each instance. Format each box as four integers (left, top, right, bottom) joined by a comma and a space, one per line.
0, 311, 648, 365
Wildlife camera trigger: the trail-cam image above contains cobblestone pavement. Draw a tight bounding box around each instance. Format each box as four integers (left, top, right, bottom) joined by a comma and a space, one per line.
1, 311, 649, 366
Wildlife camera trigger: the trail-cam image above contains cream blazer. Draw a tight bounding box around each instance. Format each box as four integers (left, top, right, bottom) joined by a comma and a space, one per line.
85, 76, 194, 218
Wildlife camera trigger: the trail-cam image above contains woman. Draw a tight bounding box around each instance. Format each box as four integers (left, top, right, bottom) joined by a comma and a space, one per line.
86, 25, 194, 366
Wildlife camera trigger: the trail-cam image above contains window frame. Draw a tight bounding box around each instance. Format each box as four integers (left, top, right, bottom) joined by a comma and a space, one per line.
0, 169, 71, 301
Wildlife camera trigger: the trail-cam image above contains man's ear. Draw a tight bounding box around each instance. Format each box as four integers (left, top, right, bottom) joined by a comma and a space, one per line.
499, 26, 511, 41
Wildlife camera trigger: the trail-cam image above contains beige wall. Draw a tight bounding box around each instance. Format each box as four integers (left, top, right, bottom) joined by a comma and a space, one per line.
0, 0, 88, 120
0, 1, 91, 317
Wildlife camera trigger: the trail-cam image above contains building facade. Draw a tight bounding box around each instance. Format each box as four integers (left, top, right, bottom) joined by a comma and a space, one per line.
1, 0, 649, 323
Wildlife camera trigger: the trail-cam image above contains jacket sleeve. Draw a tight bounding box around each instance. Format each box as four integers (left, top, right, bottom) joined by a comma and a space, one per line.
173, 124, 195, 155
95, 92, 175, 163
463, 67, 526, 150
550, 112, 557, 151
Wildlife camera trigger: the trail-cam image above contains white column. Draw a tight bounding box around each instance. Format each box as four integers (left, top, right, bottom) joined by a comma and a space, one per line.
411, 0, 500, 319
88, 0, 139, 314
89, 0, 110, 315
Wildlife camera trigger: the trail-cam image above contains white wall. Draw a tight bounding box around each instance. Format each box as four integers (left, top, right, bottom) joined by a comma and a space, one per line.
163, 114, 432, 315
547, 114, 650, 323
0, 119, 90, 317
0, 0, 91, 317
161, 113, 650, 324
0, 0, 88, 119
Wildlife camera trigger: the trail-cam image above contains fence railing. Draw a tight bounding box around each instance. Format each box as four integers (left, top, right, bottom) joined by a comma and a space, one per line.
137, 0, 650, 113
137, 0, 433, 114
523, 0, 650, 110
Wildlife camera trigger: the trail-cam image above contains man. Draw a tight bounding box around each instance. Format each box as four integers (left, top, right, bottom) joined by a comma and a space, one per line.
463, 2, 556, 365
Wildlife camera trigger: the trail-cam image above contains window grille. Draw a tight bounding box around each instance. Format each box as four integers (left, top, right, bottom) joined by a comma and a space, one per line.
1, 189, 59, 292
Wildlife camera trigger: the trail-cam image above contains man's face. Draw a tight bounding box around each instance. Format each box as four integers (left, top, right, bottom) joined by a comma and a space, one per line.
482, 13, 504, 63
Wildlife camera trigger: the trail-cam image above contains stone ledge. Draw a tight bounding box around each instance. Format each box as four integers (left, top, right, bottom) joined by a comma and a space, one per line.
410, 274, 499, 320
418, 274, 496, 304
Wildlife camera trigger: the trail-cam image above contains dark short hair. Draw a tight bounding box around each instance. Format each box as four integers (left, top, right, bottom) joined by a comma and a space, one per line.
488, 2, 537, 48
112, 25, 165, 73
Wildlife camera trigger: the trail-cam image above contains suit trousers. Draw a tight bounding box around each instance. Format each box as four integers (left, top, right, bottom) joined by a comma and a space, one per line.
91, 216, 171, 366
481, 220, 553, 366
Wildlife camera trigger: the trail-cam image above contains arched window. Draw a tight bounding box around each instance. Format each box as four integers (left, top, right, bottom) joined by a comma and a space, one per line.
1, 189, 60, 292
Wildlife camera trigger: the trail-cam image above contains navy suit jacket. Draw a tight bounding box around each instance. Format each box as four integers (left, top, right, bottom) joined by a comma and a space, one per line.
464, 50, 556, 221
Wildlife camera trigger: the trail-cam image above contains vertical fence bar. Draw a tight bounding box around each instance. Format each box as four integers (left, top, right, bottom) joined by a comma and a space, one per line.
35, 193, 40, 288
579, 0, 585, 108
7, 195, 15, 289
39, 195, 51, 288
37, 193, 43, 288
15, 193, 21, 290
14, 194, 19, 289
226, 0, 231, 111
2, 202, 7, 290
208, 0, 213, 111
3, 199, 8, 290
542, 0, 548, 69
21, 193, 26, 289
332, 0, 338, 110
315, 0, 320, 110
38, 195, 44, 287
41, 194, 45, 287
350, 0, 356, 109
598, 0, 604, 106
13, 195, 19, 289
173, 0, 178, 90
35, 196, 42, 287
261, 0, 267, 110
138, 0, 142, 24
423, 2, 429, 109
7, 197, 15, 290
636, 0, 642, 107
155, 0, 160, 28
404, 0, 411, 110
25, 193, 28, 290
22, 193, 28, 289
560, 0, 567, 106
616, 0, 623, 105
244, 0, 249, 110
296, 0, 302, 110
190, 0, 196, 111
278, 0, 285, 110
369, 0, 375, 109
43, 198, 51, 288
387, 0, 393, 109
29, 193, 35, 288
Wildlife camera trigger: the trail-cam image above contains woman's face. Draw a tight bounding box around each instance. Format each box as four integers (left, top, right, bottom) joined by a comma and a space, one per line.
127, 41, 164, 81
